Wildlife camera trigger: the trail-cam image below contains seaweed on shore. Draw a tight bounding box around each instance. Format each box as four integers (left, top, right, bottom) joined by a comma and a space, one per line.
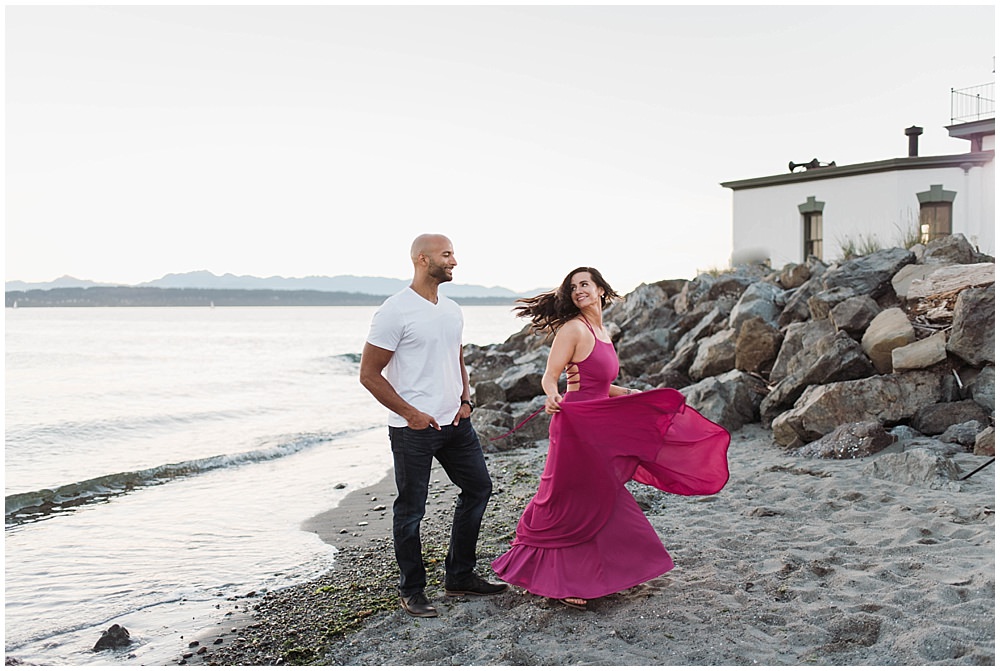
198, 448, 545, 666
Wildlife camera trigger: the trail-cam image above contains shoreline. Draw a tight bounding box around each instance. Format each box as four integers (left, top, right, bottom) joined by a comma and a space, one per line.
176, 423, 994, 666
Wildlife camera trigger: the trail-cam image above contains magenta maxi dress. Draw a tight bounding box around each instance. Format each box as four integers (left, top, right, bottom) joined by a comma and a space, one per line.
491, 330, 731, 600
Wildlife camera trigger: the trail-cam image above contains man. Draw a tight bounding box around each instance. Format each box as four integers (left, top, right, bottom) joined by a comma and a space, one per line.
359, 233, 507, 618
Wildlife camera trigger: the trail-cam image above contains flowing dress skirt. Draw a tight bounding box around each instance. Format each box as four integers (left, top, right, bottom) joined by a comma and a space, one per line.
492, 388, 730, 599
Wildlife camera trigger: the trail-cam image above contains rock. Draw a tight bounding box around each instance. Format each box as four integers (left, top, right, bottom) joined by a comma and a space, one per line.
617, 327, 676, 378
892, 263, 946, 301
778, 275, 824, 326
760, 330, 876, 422
473, 380, 506, 407
673, 305, 728, 353
921, 232, 988, 265
728, 280, 783, 331
679, 370, 768, 432
778, 262, 812, 290
688, 328, 737, 381
939, 420, 986, 448
605, 282, 673, 333
496, 362, 545, 403
907, 262, 995, 303
829, 295, 881, 339
809, 247, 916, 316
468, 349, 516, 385
642, 368, 692, 391
770, 319, 836, 383
862, 448, 960, 486
861, 307, 915, 374
657, 340, 700, 377
93, 624, 132, 652
968, 365, 995, 412
480, 398, 551, 449
771, 371, 944, 447
472, 407, 514, 436
891, 331, 948, 372
890, 425, 924, 442
973, 427, 995, 456
798, 420, 894, 459
911, 400, 993, 436
673, 269, 765, 315
947, 284, 995, 367
734, 316, 783, 375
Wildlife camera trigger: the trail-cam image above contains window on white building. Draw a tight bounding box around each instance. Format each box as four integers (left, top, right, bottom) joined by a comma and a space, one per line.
917, 185, 956, 244
798, 196, 825, 261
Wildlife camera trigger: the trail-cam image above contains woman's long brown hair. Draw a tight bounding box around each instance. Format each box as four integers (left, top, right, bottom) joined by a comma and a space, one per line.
513, 266, 620, 333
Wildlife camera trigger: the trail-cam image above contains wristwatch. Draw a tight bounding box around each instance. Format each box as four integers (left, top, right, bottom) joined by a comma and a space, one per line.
461, 399, 476, 413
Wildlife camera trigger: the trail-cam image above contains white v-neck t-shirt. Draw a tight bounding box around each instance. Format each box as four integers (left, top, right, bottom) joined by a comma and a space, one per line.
366, 287, 465, 428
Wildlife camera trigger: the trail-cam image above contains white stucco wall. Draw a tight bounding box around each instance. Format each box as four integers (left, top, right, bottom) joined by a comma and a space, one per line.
730, 162, 995, 268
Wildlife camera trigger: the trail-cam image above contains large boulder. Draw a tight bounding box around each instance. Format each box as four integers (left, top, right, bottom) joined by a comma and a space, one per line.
605, 282, 673, 333
472, 407, 517, 451
473, 380, 507, 407
770, 319, 836, 383
907, 262, 995, 303
940, 420, 987, 448
797, 420, 894, 459
760, 330, 876, 422
861, 307, 915, 374
771, 371, 944, 447
947, 284, 995, 367
910, 400, 993, 436
657, 340, 700, 377
778, 275, 824, 326
892, 263, 946, 301
862, 448, 960, 487
673, 305, 728, 353
496, 361, 544, 403
680, 370, 768, 432
734, 316, 783, 375
778, 262, 813, 290
974, 427, 995, 456
808, 247, 916, 316
891, 331, 948, 372
688, 328, 737, 381
728, 280, 783, 331
829, 295, 881, 339
616, 328, 676, 378
921, 233, 989, 265
467, 348, 517, 385
968, 365, 995, 412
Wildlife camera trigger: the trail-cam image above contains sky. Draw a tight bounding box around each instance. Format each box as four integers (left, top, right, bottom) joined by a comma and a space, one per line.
5, 2, 995, 293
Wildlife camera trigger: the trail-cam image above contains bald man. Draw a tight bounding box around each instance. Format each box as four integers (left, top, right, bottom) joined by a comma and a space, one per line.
360, 234, 507, 618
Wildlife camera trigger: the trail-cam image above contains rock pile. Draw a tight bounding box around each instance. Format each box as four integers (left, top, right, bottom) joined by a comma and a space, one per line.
466, 233, 994, 461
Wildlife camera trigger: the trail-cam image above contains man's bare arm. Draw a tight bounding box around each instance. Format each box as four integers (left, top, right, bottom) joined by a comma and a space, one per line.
359, 342, 440, 430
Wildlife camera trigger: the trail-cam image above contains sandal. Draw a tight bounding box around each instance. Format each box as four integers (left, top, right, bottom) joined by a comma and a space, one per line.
558, 597, 587, 611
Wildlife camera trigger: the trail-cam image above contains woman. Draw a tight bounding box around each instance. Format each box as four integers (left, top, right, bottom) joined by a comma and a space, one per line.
491, 267, 731, 610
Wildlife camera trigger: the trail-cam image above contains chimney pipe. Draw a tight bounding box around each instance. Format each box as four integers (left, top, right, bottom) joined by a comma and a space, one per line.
905, 125, 923, 157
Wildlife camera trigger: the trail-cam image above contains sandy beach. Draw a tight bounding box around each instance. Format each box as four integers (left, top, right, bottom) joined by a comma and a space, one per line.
188, 422, 993, 666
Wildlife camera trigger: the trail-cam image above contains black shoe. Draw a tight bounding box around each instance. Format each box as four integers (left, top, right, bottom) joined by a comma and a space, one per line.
444, 573, 509, 597
400, 591, 438, 618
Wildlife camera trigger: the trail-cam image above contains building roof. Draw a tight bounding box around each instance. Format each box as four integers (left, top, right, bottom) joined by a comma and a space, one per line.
720, 150, 994, 191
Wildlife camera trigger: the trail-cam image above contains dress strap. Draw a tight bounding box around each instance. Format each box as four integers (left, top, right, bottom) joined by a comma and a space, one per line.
578, 315, 597, 337
488, 406, 546, 442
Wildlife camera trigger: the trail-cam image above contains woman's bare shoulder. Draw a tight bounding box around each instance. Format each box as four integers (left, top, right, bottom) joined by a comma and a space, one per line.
554, 318, 587, 338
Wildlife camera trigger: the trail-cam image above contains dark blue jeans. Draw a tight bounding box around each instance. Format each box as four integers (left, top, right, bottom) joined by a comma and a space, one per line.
388, 417, 492, 597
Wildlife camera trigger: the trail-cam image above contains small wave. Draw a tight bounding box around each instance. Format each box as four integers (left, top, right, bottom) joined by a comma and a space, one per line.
5, 408, 258, 446
5, 434, 337, 526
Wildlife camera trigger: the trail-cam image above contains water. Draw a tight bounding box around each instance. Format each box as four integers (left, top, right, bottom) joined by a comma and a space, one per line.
4, 305, 522, 665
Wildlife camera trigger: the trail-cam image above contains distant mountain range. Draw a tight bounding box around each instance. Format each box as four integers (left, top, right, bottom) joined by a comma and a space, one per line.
6, 271, 543, 299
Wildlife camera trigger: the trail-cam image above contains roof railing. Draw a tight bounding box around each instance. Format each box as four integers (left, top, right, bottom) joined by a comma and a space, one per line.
950, 82, 995, 124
